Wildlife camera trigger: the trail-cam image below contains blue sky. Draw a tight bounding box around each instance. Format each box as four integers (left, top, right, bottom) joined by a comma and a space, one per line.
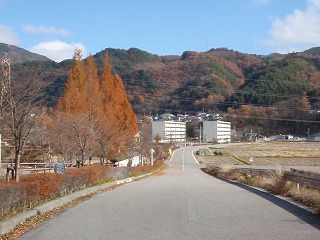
0, 0, 319, 62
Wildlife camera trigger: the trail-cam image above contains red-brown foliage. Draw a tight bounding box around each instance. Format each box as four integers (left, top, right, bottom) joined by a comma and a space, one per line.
0, 181, 27, 214
66, 165, 107, 183
0, 161, 165, 220
20, 173, 63, 199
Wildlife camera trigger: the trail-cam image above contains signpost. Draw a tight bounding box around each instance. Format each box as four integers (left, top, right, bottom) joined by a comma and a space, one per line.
150, 148, 154, 165
54, 163, 65, 174
0, 134, 1, 168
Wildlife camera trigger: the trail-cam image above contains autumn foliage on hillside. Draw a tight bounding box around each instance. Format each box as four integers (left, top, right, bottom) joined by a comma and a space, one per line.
47, 49, 138, 164
6, 44, 320, 136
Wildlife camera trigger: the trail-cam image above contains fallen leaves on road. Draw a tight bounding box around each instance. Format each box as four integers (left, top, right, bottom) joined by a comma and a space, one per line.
0, 191, 107, 240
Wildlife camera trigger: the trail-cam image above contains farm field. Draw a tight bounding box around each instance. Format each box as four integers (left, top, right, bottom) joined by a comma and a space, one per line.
196, 141, 320, 167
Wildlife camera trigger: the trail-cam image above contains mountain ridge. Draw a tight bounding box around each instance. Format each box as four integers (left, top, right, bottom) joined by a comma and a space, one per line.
0, 43, 51, 64
1, 43, 320, 135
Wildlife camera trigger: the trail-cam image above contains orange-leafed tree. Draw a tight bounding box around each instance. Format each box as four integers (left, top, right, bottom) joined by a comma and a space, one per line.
52, 51, 138, 164
99, 54, 113, 107
299, 93, 311, 110
54, 50, 99, 166
85, 54, 102, 121
57, 48, 87, 115
99, 54, 138, 156
113, 73, 138, 134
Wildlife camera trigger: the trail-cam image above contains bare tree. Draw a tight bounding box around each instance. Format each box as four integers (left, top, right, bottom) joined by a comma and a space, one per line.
138, 117, 153, 164
45, 112, 77, 163
95, 120, 118, 165
71, 115, 97, 167
0, 78, 43, 182
26, 111, 50, 162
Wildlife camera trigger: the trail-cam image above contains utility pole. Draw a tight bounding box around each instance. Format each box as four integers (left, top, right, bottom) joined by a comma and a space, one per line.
199, 123, 202, 144
1, 53, 11, 168
1, 53, 11, 100
0, 134, 1, 168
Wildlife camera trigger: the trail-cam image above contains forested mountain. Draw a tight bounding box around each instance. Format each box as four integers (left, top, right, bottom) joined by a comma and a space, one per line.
0, 43, 50, 63
1, 43, 320, 135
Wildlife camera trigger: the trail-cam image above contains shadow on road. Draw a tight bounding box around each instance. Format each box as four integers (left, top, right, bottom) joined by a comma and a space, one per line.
201, 169, 320, 231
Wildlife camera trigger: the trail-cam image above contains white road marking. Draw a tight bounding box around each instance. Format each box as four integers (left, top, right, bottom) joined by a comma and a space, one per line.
182, 150, 185, 170
192, 149, 200, 165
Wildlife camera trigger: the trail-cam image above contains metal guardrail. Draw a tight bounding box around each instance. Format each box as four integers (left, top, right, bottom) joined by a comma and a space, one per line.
214, 167, 320, 188
0, 162, 75, 180
285, 168, 320, 188
231, 168, 278, 178
0, 161, 118, 180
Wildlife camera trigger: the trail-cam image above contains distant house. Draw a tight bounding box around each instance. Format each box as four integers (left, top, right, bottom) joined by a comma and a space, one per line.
307, 132, 320, 142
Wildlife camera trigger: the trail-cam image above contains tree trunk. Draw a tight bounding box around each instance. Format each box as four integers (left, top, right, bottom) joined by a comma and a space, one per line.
99, 144, 106, 165
15, 153, 21, 182
81, 150, 85, 166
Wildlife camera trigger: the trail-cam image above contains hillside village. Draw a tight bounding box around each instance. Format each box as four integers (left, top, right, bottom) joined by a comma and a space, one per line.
149, 111, 317, 145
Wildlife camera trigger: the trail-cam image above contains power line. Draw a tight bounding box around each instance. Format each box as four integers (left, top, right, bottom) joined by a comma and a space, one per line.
6, 60, 320, 118
41, 83, 320, 113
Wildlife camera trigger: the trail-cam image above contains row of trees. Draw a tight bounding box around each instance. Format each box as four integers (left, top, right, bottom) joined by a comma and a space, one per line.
226, 97, 320, 136
1, 50, 138, 182
45, 49, 138, 165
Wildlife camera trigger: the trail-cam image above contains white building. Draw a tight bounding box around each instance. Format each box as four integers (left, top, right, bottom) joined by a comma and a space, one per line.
203, 120, 231, 143
152, 121, 186, 146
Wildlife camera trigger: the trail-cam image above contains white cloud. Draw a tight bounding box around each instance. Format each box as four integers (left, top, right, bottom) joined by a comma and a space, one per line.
23, 24, 70, 36
29, 40, 86, 62
265, 0, 320, 53
0, 23, 19, 45
309, 0, 320, 8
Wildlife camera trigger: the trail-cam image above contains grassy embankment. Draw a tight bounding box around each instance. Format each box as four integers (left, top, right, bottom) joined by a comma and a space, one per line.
197, 142, 320, 214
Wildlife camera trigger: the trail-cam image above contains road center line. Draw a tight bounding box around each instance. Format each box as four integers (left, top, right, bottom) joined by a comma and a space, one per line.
182, 150, 185, 170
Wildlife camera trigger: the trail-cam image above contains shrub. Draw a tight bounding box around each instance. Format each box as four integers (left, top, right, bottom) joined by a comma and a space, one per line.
0, 182, 27, 219
0, 160, 165, 220
20, 173, 63, 199
214, 150, 223, 155
288, 185, 320, 213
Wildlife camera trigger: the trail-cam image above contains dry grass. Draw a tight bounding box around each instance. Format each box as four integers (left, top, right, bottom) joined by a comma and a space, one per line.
200, 142, 320, 213
219, 164, 233, 173
199, 142, 320, 166
201, 142, 320, 213
204, 165, 320, 214
288, 186, 320, 214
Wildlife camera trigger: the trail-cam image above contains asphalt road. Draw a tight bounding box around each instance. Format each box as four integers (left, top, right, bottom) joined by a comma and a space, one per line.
20, 147, 320, 240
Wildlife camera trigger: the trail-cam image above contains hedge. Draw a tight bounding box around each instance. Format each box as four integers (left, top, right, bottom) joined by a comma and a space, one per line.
0, 161, 164, 221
